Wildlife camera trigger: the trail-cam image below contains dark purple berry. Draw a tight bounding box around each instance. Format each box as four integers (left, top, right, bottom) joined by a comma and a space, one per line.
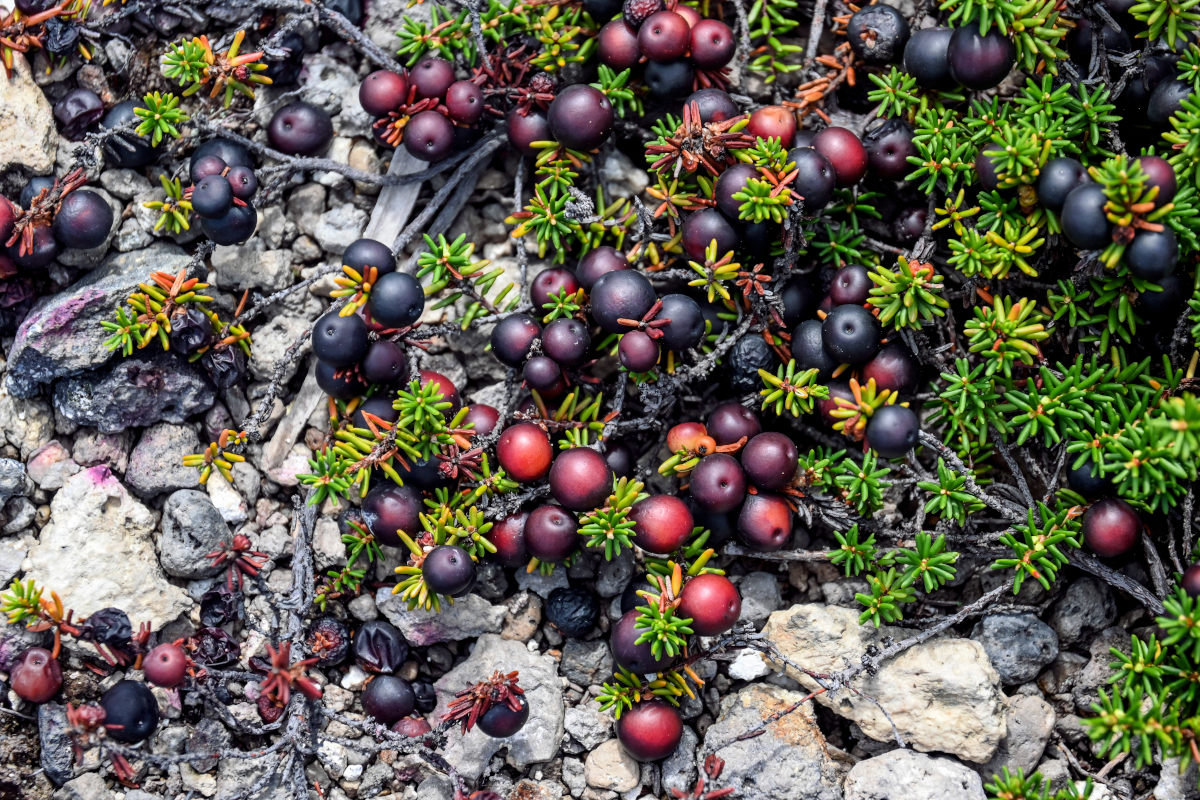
268, 102, 333, 156
226, 166, 257, 201
101, 680, 159, 743
1082, 497, 1141, 558
490, 313, 542, 367
354, 620, 410, 674
619, 330, 660, 371
362, 483, 422, 547
682, 208, 738, 260
486, 511, 529, 567
360, 70, 410, 117
644, 59, 694, 98
523, 355, 566, 396
707, 402, 761, 446
781, 275, 819, 327
829, 264, 872, 305
199, 202, 257, 246
714, 162, 759, 219
623, 0, 665, 28
190, 627, 240, 668
590, 269, 657, 333
506, 110, 552, 157
847, 4, 910, 65
822, 304, 881, 365
312, 312, 369, 368
1139, 155, 1177, 206
192, 175, 234, 218
446, 80, 485, 125
577, 245, 629, 289
862, 343, 919, 395
368, 272, 424, 329
1036, 157, 1087, 214
478, 695, 529, 737
864, 118, 917, 180
690, 18, 735, 69
168, 307, 216, 356
363, 675, 416, 724
741, 432, 798, 490
422, 545, 476, 597
543, 318, 591, 366
610, 610, 674, 673
947, 27, 1015, 90
360, 339, 408, 386
638, 10, 690, 61
404, 110, 455, 161
52, 189, 112, 250
316, 360, 366, 400
598, 19, 642, 71
689, 453, 745, 514
525, 504, 579, 562
545, 587, 600, 638
101, 101, 155, 168
1126, 228, 1178, 281
1061, 184, 1112, 250
789, 147, 837, 211
548, 84, 615, 151
866, 404, 920, 458
53, 88, 103, 140
685, 88, 739, 123
345, 238, 397, 275
655, 293, 706, 352
190, 138, 252, 182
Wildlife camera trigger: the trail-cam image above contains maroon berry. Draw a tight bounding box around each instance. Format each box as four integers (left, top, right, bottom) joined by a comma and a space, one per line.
548, 84, 614, 151
10, 647, 62, 703
610, 610, 675, 673
864, 118, 917, 181
497, 423, 553, 482
673, 4, 701, 26
741, 432, 798, 490
306, 616, 351, 667
1082, 497, 1141, 558
446, 80, 485, 125
706, 402, 761, 446
1182, 564, 1200, 597
685, 88, 739, 123
550, 447, 614, 511
829, 264, 872, 305
362, 484, 422, 547
737, 492, 792, 551
464, 403, 501, 437
360, 70, 410, 116
53, 88, 104, 140
598, 19, 642, 70
486, 511, 529, 567
630, 494, 694, 554
422, 545, 476, 597
1138, 155, 1177, 207
363, 675, 416, 724
577, 245, 630, 289
861, 343, 920, 395
144, 643, 187, 688
507, 110, 552, 156
681, 208, 738, 260
478, 695, 530, 737
531, 267, 581, 309
617, 700, 683, 761
623, 0, 665, 28
523, 355, 566, 396
812, 127, 868, 187
746, 106, 797, 144
392, 716, 434, 739
689, 453, 746, 513
638, 11, 690, 61
619, 330, 660, 371
525, 504, 580, 562
714, 162, 759, 219
690, 18, 735, 69
404, 110, 455, 162
678, 573, 741, 636
411, 56, 455, 99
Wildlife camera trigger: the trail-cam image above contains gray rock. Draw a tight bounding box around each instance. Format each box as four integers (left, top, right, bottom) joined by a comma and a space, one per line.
53, 351, 216, 433
845, 750, 986, 800
7, 243, 190, 397
979, 694, 1055, 778
287, 183, 326, 237
702, 683, 843, 800
661, 725, 699, 796
313, 204, 368, 255
25, 467, 191, 627
126, 423, 202, 497
54, 772, 111, 800
971, 613, 1059, 684
70, 430, 132, 474
433, 634, 565, 780
160, 490, 229, 579
0, 55, 55, 175
376, 588, 505, 645
1071, 627, 1131, 715
565, 700, 612, 750
0, 383, 55, 457
597, 549, 635, 597
1154, 756, 1200, 799
1048, 578, 1116, 646
99, 168, 151, 200
516, 566, 569, 597
561, 639, 613, 688
563, 757, 586, 797
38, 703, 75, 786
0, 460, 31, 504
0, 537, 26, 585
213, 245, 294, 292
738, 571, 782, 625
585, 739, 640, 792
762, 603, 1006, 763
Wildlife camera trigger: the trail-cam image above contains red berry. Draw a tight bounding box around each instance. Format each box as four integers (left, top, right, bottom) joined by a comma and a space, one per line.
10, 647, 62, 703
619, 330, 660, 372
617, 699, 683, 761
446, 80, 485, 125
737, 492, 792, 551
610, 610, 675, 673
678, 573, 741, 636
549, 447, 614, 511
411, 55, 455, 99
1082, 498, 1141, 558
667, 421, 715, 454
689, 19, 735, 69
392, 715, 434, 741
464, 403, 500, 437
507, 110, 552, 157
638, 11, 690, 61
420, 369, 461, 409
144, 643, 188, 688
531, 267, 581, 310
497, 423, 553, 482
630, 494, 694, 554
403, 110, 455, 162
486, 511, 529, 567
746, 106, 797, 145
812, 126, 868, 187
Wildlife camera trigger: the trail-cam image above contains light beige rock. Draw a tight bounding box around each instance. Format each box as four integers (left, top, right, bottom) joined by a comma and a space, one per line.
762, 603, 1006, 763
584, 739, 640, 792
0, 55, 55, 174
26, 467, 191, 628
